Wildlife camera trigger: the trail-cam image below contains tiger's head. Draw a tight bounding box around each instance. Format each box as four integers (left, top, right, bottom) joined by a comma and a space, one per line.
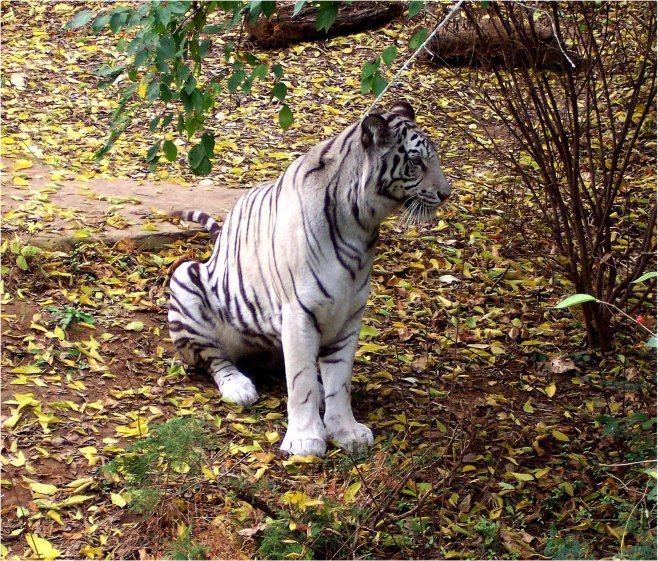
360, 101, 451, 224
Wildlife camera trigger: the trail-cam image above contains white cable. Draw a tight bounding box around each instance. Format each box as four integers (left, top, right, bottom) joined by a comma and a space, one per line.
362, 0, 466, 117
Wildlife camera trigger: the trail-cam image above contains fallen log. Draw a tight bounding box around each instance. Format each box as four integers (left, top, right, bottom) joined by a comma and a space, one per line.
245, 1, 404, 49
419, 16, 578, 70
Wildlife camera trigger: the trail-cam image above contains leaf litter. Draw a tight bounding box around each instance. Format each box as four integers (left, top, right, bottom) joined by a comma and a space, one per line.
1, 2, 656, 560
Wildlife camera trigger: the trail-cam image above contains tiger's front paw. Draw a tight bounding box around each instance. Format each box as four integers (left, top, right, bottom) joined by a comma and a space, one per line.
326, 419, 374, 453
281, 427, 327, 457
214, 373, 258, 406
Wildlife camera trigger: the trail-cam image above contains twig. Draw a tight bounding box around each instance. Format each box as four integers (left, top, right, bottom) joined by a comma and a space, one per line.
600, 459, 657, 468
362, 0, 465, 117
514, 1, 576, 69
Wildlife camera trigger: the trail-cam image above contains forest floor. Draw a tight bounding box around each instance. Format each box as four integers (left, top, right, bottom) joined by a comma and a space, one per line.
1, 2, 656, 561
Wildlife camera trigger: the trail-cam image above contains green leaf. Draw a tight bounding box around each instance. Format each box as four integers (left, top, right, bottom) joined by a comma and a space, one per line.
293, 1, 307, 16
316, 2, 338, 32
261, 1, 276, 17
199, 39, 211, 60
146, 140, 161, 163
361, 59, 380, 80
252, 63, 268, 80
91, 13, 112, 32
227, 70, 246, 93
146, 78, 161, 101
271, 82, 287, 101
554, 294, 598, 309
272, 63, 284, 79
647, 336, 657, 349
409, 28, 429, 50
382, 46, 398, 66
371, 73, 388, 97
632, 272, 658, 283
16, 255, 28, 271
407, 1, 424, 18
192, 157, 211, 176
278, 104, 294, 130
361, 76, 373, 95
109, 11, 129, 34
163, 141, 178, 162
201, 133, 215, 158
160, 83, 173, 103
158, 35, 176, 59
188, 144, 206, 169
64, 10, 94, 30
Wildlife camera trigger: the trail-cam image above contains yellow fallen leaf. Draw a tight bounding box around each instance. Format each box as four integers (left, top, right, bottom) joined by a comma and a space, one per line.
264, 431, 279, 444
544, 383, 556, 398
12, 175, 29, 187
47, 510, 64, 525
29, 482, 59, 496
510, 472, 534, 482
123, 321, 144, 332
115, 418, 149, 438
13, 159, 33, 171
62, 494, 93, 506
9, 450, 27, 467
282, 491, 323, 511
343, 481, 362, 503
552, 429, 570, 442
11, 363, 42, 374
78, 447, 99, 467
25, 533, 61, 560
110, 493, 127, 508
80, 545, 104, 559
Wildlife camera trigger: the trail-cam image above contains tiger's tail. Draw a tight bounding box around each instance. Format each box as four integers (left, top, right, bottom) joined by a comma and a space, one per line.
170, 210, 221, 240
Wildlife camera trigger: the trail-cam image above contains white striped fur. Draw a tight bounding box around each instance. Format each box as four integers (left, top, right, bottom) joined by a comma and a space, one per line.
168, 102, 451, 456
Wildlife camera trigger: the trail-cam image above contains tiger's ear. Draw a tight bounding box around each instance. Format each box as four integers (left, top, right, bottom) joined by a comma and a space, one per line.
389, 101, 416, 121
361, 114, 390, 150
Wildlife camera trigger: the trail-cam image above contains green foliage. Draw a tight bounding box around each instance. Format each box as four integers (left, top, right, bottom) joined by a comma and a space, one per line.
66, 0, 376, 174
166, 525, 208, 560
5, 238, 42, 272
256, 495, 363, 561
64, 1, 440, 173
556, 270, 657, 348
543, 525, 590, 560
46, 305, 95, 330
597, 411, 656, 462
65, 1, 291, 175
104, 416, 212, 514
473, 516, 501, 557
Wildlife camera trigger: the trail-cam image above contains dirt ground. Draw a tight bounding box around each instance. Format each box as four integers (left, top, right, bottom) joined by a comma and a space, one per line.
1, 158, 245, 250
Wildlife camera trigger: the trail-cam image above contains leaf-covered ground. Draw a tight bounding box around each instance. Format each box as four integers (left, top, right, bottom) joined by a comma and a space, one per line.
1, 2, 656, 560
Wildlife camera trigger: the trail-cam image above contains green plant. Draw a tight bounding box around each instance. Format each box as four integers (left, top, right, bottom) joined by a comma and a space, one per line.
46, 305, 95, 329
457, 1, 657, 351
473, 515, 500, 556
166, 525, 207, 560
543, 525, 590, 559
257, 519, 312, 561
63, 1, 458, 175
255, 493, 365, 560
104, 416, 212, 514
2, 237, 42, 272
555, 271, 657, 349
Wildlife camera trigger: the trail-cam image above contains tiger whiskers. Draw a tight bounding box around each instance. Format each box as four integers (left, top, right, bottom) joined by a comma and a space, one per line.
398, 197, 436, 230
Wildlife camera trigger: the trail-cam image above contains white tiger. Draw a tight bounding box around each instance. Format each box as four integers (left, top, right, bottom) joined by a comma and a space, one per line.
168, 101, 451, 457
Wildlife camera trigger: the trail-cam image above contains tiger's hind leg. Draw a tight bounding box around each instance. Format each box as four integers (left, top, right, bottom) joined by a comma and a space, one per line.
168, 261, 258, 406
